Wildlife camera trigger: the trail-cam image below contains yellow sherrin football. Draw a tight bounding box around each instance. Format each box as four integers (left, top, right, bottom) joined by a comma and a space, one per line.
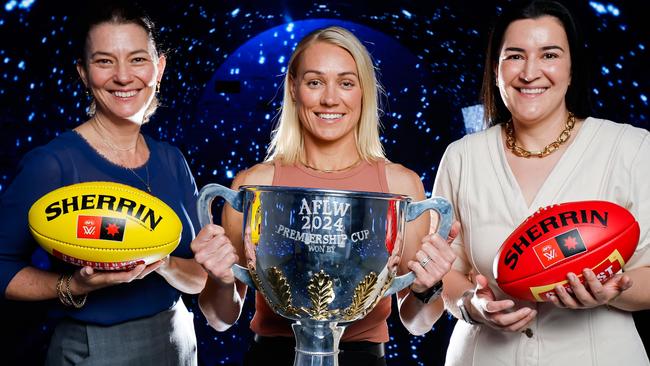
28, 181, 182, 270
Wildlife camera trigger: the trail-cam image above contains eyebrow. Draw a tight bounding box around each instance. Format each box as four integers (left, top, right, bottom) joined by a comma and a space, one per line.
90, 49, 150, 58
504, 45, 566, 52
302, 70, 358, 78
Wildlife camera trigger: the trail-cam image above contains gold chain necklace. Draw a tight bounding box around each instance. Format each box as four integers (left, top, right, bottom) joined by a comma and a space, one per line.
505, 112, 576, 158
301, 158, 362, 173
90, 117, 152, 192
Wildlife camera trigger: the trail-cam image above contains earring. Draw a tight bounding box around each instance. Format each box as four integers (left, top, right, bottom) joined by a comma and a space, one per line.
156, 81, 161, 94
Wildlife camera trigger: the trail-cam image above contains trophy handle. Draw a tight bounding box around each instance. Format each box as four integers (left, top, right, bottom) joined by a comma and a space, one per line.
197, 184, 256, 288
383, 272, 416, 297
197, 183, 244, 228
406, 196, 452, 239
384, 196, 453, 297
232, 263, 256, 289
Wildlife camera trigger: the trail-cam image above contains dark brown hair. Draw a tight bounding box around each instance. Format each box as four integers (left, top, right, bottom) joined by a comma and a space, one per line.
481, 0, 591, 126
76, 0, 160, 66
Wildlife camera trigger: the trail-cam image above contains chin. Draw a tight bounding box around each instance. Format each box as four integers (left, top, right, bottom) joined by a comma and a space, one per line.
110, 110, 148, 125
511, 109, 548, 123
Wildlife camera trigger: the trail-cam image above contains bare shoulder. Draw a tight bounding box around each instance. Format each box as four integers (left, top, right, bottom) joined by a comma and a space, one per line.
231, 162, 275, 189
384, 160, 424, 198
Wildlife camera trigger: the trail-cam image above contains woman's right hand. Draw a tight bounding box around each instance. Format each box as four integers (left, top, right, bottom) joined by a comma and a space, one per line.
190, 224, 238, 286
466, 274, 537, 332
71, 260, 164, 295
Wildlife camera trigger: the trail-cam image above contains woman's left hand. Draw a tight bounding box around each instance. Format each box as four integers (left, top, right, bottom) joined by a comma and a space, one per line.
549, 268, 633, 309
408, 223, 458, 293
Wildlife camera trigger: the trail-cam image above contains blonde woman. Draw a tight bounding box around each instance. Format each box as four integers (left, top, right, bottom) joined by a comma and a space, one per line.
193, 26, 458, 365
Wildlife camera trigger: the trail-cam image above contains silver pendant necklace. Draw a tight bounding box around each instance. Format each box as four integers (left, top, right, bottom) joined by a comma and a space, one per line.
124, 160, 152, 193
91, 117, 152, 193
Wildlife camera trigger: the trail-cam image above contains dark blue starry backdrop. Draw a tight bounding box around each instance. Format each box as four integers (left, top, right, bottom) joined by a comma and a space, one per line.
1, 1, 648, 365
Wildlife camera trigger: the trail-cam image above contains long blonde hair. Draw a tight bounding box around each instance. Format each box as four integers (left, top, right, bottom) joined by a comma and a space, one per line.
265, 26, 385, 164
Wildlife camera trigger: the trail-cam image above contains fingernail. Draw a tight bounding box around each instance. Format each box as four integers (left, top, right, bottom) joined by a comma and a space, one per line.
568, 273, 576, 281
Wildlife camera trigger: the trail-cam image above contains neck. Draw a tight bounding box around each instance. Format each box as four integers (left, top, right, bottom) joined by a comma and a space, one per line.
84, 113, 149, 168
301, 136, 361, 172
510, 110, 570, 151
92, 113, 142, 151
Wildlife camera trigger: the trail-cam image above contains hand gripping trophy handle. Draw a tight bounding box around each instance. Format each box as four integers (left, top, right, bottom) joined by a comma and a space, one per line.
197, 183, 256, 288
383, 196, 452, 296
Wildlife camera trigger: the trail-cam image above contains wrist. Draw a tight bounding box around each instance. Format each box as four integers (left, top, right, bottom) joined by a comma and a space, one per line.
410, 281, 443, 304
70, 270, 94, 295
606, 292, 623, 310
57, 273, 88, 308
457, 289, 480, 325
155, 256, 173, 276
210, 272, 236, 288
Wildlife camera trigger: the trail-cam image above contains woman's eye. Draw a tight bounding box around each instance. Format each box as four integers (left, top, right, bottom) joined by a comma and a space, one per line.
542, 53, 559, 59
307, 80, 322, 87
505, 54, 524, 60
341, 81, 355, 89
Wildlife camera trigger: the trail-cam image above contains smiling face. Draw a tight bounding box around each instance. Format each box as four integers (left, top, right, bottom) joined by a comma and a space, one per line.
290, 41, 362, 145
496, 16, 572, 126
77, 22, 165, 124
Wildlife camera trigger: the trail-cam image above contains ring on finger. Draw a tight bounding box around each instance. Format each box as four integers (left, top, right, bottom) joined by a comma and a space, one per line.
420, 256, 432, 267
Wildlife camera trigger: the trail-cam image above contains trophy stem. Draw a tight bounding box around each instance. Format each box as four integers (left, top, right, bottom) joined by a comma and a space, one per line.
292, 320, 345, 366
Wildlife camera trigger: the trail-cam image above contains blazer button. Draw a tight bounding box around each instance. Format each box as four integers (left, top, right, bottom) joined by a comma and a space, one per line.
523, 328, 534, 338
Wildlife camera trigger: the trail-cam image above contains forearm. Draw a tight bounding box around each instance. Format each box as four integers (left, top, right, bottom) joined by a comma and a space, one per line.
5, 266, 59, 301
398, 292, 445, 335
198, 279, 245, 332
441, 269, 474, 319
609, 266, 650, 311
156, 256, 208, 294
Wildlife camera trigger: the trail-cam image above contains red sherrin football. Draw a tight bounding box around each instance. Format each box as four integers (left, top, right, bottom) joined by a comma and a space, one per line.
494, 201, 639, 302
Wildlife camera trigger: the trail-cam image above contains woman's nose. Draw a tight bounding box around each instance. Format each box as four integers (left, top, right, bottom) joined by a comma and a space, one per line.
113, 63, 134, 84
320, 84, 340, 106
520, 59, 541, 83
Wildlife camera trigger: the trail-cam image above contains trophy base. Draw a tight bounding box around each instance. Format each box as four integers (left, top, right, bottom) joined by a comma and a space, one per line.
292, 320, 345, 366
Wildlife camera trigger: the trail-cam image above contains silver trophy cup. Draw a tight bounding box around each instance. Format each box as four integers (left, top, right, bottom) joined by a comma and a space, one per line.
198, 184, 452, 366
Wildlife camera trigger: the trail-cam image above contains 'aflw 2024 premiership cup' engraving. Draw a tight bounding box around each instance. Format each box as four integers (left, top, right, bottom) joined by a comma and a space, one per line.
275, 198, 370, 252
198, 184, 452, 366
277, 198, 349, 249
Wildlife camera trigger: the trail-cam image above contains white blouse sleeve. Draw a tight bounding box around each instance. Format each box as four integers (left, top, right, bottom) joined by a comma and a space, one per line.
624, 131, 650, 270
432, 139, 472, 273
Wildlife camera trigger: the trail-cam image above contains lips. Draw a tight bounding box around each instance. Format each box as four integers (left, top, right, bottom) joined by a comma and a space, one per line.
518, 87, 547, 95
112, 90, 138, 98
316, 112, 344, 120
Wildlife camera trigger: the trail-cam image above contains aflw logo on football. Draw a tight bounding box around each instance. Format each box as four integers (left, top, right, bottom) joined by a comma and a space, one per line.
77, 215, 126, 241
533, 228, 587, 268
81, 219, 97, 235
